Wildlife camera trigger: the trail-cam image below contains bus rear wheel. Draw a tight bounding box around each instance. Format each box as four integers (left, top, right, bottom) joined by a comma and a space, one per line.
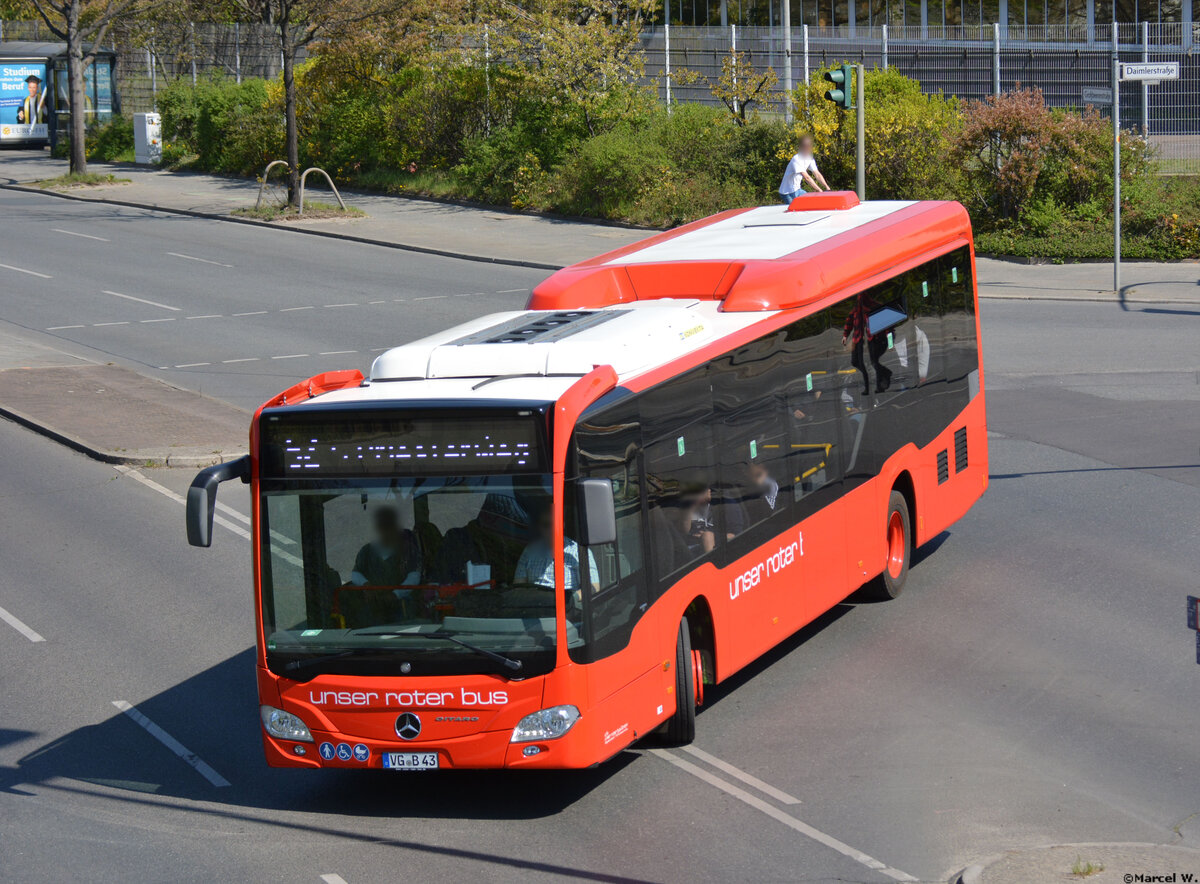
872, 490, 911, 600
665, 617, 697, 745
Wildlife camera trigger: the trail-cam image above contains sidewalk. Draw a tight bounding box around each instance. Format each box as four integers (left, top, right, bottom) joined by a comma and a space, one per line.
3, 149, 1198, 303
954, 842, 1200, 884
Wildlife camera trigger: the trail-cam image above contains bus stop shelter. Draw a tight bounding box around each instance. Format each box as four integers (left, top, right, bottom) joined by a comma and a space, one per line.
0, 41, 117, 148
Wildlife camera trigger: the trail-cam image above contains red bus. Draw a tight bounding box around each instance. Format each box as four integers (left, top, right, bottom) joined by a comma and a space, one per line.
187, 192, 987, 770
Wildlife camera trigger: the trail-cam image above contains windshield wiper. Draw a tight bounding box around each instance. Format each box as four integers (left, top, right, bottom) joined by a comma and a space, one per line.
351, 628, 523, 673
277, 647, 380, 681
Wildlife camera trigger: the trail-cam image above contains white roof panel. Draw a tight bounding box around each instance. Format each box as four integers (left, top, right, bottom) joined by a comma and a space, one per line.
607, 202, 914, 264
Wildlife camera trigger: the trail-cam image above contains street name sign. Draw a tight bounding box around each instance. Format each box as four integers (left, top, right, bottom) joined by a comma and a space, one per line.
1120, 62, 1179, 82
1081, 86, 1113, 105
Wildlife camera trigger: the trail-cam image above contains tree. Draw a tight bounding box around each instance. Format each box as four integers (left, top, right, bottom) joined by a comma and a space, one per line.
226, 0, 409, 208
484, 0, 658, 137
28, 0, 141, 174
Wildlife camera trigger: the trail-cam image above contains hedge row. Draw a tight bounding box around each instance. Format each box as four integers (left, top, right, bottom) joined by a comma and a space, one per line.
102, 61, 1200, 260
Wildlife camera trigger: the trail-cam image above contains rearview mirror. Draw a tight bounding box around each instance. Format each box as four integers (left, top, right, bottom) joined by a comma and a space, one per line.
576, 478, 617, 547
186, 456, 251, 547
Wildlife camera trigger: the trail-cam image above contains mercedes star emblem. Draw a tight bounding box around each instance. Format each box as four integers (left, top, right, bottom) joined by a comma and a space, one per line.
395, 712, 422, 740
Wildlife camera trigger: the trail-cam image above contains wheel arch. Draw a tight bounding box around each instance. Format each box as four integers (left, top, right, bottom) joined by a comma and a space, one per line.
683, 595, 716, 689
890, 469, 918, 545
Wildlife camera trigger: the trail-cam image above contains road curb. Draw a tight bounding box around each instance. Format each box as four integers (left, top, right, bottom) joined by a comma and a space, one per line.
0, 181, 566, 272
0, 401, 244, 469
950, 864, 984, 884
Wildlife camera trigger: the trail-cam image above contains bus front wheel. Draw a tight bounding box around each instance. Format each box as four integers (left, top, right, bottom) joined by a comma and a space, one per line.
872, 490, 911, 600
665, 617, 697, 745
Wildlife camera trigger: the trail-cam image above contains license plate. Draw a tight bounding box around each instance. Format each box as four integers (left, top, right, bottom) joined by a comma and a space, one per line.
382, 751, 439, 770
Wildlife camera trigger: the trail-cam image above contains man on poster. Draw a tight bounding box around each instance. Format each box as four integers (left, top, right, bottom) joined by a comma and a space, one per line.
16, 74, 46, 125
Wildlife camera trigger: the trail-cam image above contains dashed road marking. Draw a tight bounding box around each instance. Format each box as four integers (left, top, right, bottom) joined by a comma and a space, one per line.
320, 875, 349, 884
323, 303, 357, 308
0, 262, 51, 279
318, 350, 356, 356
52, 227, 109, 242
112, 700, 231, 788
114, 465, 250, 540
233, 311, 267, 316
222, 357, 259, 363
174, 362, 211, 368
46, 325, 84, 330
280, 305, 314, 312
413, 295, 448, 301
140, 318, 176, 323
0, 604, 46, 643
166, 251, 232, 268
186, 314, 222, 320
497, 288, 528, 293
651, 749, 917, 882
271, 353, 308, 360
103, 290, 180, 312
93, 321, 129, 327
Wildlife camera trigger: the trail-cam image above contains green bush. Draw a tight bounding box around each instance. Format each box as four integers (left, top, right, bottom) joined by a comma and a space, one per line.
157, 76, 280, 176
86, 115, 135, 162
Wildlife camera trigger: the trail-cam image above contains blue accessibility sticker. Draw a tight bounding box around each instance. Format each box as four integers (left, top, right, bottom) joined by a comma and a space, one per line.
353, 743, 369, 762
318, 742, 335, 761
336, 743, 353, 761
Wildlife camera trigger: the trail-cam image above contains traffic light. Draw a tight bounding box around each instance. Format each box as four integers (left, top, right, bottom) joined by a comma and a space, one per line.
823, 64, 854, 109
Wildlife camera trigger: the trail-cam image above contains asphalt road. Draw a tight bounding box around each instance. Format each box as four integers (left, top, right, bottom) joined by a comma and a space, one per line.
0, 187, 543, 411
0, 188, 1197, 884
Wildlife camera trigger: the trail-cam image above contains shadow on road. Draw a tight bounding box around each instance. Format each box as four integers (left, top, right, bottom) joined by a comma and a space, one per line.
0, 646, 636, 823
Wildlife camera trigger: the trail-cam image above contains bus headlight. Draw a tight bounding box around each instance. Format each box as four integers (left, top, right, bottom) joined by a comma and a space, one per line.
260, 705, 314, 742
511, 705, 581, 743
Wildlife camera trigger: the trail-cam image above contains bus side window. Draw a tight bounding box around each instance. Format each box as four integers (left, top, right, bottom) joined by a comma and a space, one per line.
894, 266, 942, 387
938, 247, 978, 380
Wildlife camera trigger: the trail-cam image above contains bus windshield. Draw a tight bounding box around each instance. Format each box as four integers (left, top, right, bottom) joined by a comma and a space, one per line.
256, 409, 570, 680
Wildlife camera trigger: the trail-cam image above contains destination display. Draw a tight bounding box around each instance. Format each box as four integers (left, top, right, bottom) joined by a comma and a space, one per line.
260, 411, 547, 476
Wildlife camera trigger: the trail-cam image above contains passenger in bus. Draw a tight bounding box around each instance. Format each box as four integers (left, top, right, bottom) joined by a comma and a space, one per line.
514, 503, 599, 610
433, 493, 528, 587
744, 462, 780, 523
687, 487, 718, 554
350, 506, 422, 587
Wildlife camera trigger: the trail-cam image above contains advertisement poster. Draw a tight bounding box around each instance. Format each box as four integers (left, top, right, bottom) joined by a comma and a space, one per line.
0, 60, 49, 142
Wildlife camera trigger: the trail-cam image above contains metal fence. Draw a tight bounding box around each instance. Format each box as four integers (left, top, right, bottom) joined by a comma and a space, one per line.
2, 18, 1195, 172
645, 22, 1200, 172
0, 18, 296, 114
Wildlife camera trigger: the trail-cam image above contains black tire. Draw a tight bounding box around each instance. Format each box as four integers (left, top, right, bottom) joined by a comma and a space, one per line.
870, 490, 911, 601
664, 617, 697, 745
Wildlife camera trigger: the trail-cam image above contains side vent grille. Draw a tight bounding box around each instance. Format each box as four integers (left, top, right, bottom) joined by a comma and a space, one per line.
954, 427, 969, 473
937, 450, 950, 484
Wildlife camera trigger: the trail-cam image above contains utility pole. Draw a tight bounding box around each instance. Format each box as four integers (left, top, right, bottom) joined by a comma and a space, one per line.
782, 0, 792, 122
856, 64, 865, 200
1112, 22, 1121, 293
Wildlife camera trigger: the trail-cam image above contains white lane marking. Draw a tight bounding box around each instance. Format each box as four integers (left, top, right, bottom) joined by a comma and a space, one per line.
47, 325, 84, 330
93, 321, 129, 327
651, 750, 917, 883
368, 300, 386, 304
0, 262, 52, 278
186, 314, 222, 320
221, 357, 258, 364
166, 251, 232, 268
52, 227, 109, 242
320, 876, 349, 884
114, 465, 250, 540
318, 350, 356, 356
103, 290, 180, 312
0, 604, 46, 643
681, 746, 802, 805
233, 311, 267, 317
323, 303, 357, 308
280, 306, 314, 312
496, 288, 527, 293
174, 362, 210, 368
271, 354, 308, 360
140, 318, 176, 324
112, 700, 231, 788
412, 295, 447, 301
